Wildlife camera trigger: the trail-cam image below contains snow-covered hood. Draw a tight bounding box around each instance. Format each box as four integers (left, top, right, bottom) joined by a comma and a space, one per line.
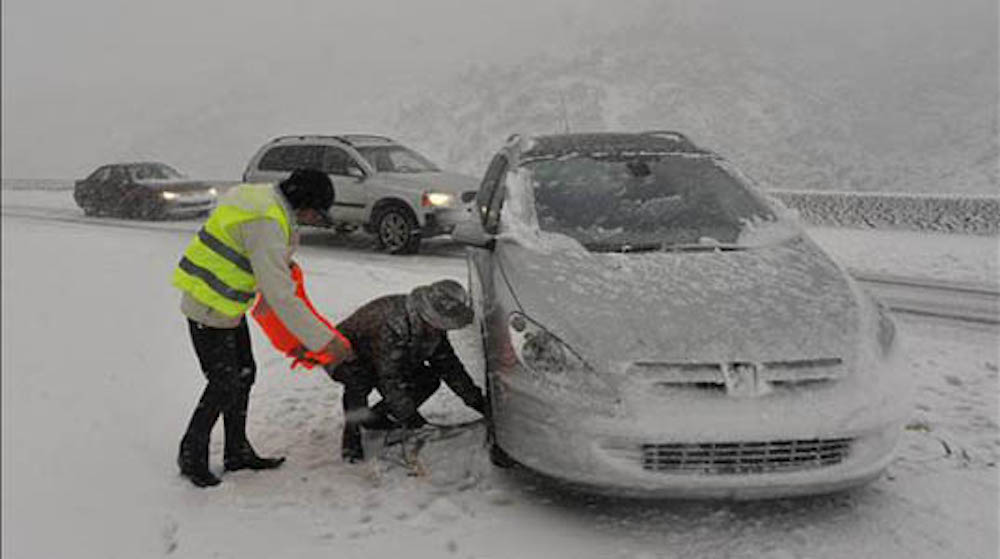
378, 170, 479, 195
135, 179, 216, 193
498, 236, 861, 372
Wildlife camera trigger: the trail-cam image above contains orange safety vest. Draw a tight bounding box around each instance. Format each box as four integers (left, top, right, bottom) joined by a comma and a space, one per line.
250, 263, 351, 370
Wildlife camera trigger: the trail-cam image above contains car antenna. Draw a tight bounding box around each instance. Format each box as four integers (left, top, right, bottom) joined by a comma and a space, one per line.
558, 91, 572, 133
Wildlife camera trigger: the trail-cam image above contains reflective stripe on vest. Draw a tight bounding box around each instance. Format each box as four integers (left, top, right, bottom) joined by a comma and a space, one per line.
171, 184, 292, 317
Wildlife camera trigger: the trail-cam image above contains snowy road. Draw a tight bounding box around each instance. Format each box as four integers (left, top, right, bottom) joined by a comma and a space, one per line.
2, 190, 998, 559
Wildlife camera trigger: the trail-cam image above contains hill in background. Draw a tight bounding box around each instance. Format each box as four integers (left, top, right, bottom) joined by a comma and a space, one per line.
387, 0, 998, 194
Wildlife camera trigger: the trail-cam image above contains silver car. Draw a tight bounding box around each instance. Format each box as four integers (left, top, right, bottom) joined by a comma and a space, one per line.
243, 134, 477, 254
452, 132, 911, 499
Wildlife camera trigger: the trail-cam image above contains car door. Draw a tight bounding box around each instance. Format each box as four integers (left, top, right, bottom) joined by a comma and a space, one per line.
319, 145, 368, 224
469, 154, 510, 364
107, 165, 135, 215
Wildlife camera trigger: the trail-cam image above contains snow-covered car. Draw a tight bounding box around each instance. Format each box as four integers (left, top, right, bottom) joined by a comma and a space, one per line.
73, 162, 219, 219
452, 131, 911, 499
242, 134, 478, 254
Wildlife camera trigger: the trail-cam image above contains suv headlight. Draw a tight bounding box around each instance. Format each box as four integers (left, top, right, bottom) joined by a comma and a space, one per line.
507, 312, 619, 411
161, 191, 179, 200
422, 191, 455, 207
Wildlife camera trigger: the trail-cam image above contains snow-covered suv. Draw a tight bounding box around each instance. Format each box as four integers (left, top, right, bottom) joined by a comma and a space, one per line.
243, 134, 478, 254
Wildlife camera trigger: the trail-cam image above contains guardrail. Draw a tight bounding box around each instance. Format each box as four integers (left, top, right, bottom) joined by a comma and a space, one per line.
853, 270, 1000, 324
770, 189, 1000, 236
4, 179, 998, 235
0, 178, 241, 192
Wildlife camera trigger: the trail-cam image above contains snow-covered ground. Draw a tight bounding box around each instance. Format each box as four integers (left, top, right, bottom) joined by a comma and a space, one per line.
2, 190, 998, 559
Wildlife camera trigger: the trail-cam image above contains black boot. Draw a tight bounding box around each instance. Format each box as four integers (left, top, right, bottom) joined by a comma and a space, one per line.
342, 423, 364, 463
223, 389, 285, 472
178, 385, 223, 487
178, 434, 221, 487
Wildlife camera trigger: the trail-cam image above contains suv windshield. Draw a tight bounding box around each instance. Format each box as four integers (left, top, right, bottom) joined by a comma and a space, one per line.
354, 146, 440, 173
129, 163, 183, 181
525, 154, 777, 251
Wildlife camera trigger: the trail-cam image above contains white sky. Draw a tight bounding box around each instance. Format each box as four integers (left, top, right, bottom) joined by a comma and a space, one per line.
2, 0, 995, 180
1, 0, 647, 179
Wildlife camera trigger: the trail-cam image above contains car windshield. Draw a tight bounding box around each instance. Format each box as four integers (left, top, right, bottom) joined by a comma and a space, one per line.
524, 154, 778, 252
354, 146, 440, 173
129, 163, 184, 181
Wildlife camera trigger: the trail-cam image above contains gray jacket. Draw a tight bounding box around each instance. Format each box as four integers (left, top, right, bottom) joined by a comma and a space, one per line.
180, 185, 334, 351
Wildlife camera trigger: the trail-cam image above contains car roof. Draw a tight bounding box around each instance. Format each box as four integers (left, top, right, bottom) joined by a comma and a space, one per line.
516, 131, 710, 161
266, 134, 399, 148
99, 161, 174, 169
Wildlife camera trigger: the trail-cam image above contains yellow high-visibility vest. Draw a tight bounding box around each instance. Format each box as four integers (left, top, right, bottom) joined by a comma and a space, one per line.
171, 184, 292, 317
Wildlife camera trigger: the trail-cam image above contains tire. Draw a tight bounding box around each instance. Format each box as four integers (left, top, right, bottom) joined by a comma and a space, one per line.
484, 345, 516, 469
490, 442, 517, 469
372, 204, 421, 254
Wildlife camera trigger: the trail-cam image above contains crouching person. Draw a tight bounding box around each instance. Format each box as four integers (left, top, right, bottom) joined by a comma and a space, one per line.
325, 280, 487, 462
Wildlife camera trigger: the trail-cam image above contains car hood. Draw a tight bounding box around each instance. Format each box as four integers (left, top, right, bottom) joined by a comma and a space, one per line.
135, 179, 216, 192
497, 236, 862, 372
377, 171, 479, 195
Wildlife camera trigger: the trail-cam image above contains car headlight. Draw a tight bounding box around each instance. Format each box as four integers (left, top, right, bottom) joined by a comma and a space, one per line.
509, 312, 586, 375
208, 187, 218, 197
507, 312, 620, 411
422, 191, 455, 207
161, 191, 179, 200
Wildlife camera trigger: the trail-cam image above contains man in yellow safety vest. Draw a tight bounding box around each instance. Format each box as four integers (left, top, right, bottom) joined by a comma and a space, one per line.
171, 168, 353, 488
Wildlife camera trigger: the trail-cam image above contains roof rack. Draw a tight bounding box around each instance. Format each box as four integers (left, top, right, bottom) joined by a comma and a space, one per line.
266, 134, 397, 146
335, 134, 395, 146
640, 130, 695, 144
269, 134, 342, 143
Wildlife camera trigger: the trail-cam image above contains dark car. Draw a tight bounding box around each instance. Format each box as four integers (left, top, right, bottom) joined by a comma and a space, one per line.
73, 162, 218, 219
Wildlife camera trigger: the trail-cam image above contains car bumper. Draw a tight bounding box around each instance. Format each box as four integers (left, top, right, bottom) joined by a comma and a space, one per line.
421, 204, 475, 236
491, 363, 909, 499
162, 196, 216, 217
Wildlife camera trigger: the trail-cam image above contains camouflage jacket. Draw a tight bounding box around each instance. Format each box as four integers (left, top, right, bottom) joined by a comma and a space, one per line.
332, 294, 481, 420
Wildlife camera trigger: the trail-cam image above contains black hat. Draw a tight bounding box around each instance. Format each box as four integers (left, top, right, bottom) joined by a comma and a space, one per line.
409, 279, 474, 330
279, 168, 334, 212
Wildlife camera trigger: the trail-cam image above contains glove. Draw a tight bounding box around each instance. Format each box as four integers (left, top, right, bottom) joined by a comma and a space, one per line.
321, 334, 355, 363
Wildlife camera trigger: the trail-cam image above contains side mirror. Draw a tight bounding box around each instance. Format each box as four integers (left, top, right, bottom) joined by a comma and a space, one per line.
346, 165, 366, 181
451, 219, 495, 250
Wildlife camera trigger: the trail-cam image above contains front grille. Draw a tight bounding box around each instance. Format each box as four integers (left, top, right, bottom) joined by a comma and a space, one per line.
640, 438, 852, 475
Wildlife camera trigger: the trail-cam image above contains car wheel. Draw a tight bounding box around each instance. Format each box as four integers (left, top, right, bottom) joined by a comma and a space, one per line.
373, 205, 420, 254
483, 342, 515, 469
490, 442, 517, 469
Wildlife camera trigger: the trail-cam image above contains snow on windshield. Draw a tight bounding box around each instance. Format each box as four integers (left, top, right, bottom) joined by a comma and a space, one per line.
517, 153, 783, 251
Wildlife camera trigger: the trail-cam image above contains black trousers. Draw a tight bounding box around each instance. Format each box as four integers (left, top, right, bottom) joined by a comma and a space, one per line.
183, 318, 257, 448
330, 362, 441, 423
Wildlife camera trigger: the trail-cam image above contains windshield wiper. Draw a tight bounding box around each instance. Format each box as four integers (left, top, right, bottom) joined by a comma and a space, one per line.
583, 241, 748, 253
582, 241, 665, 253
661, 243, 746, 252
